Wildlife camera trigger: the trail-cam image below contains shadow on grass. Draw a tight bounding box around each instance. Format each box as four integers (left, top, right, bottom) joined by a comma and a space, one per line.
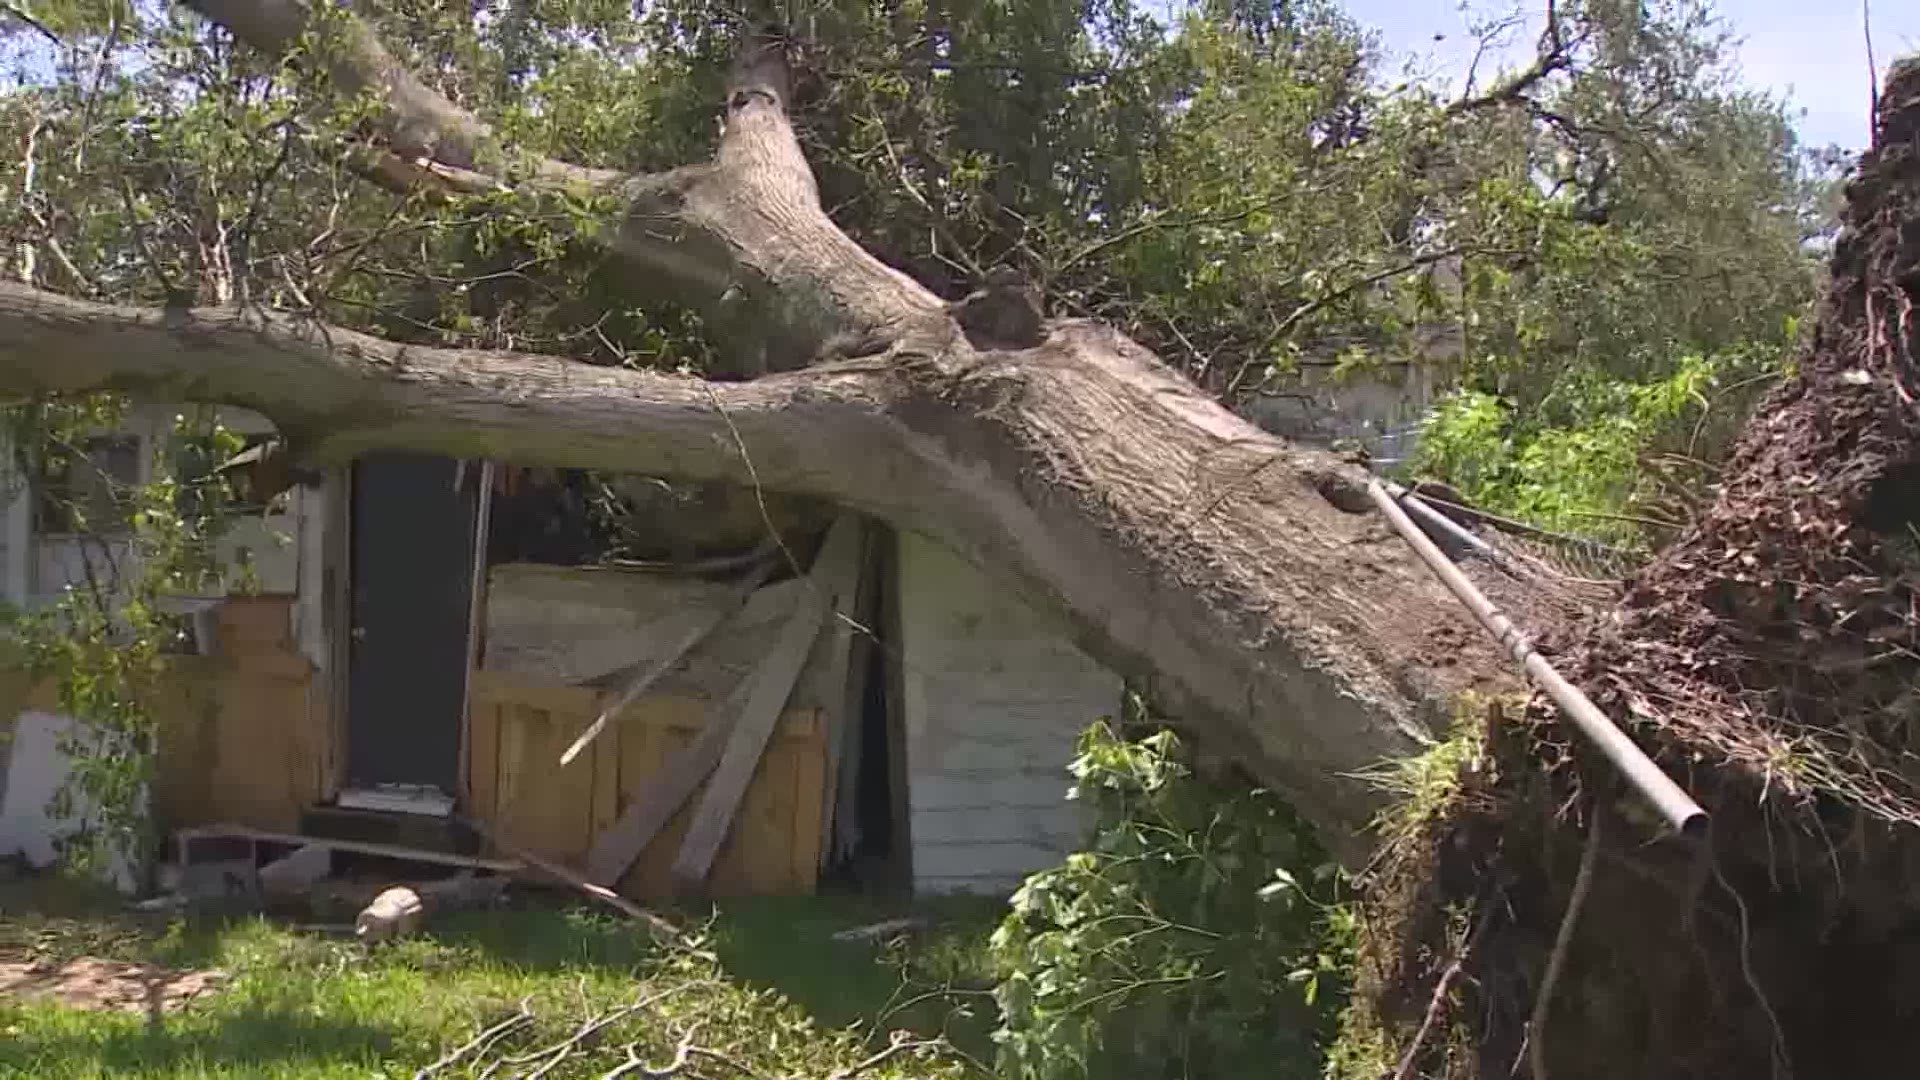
0, 1004, 398, 1076
422, 899, 656, 973
693, 892, 1007, 1061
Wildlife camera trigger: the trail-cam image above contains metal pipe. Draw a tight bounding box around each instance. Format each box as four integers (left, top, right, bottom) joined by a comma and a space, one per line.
1367, 479, 1709, 839
1380, 480, 1509, 566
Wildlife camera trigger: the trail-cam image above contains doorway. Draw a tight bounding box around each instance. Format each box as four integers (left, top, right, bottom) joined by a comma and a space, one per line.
343, 452, 483, 795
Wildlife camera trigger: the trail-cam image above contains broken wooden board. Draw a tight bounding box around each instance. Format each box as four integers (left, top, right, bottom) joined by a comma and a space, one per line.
178, 824, 522, 873
558, 554, 777, 767
462, 816, 677, 939
670, 516, 861, 889
258, 844, 332, 898
818, 523, 879, 868
581, 675, 755, 885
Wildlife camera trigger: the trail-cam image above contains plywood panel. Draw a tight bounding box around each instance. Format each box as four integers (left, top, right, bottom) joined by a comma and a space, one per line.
790, 716, 829, 889
227, 663, 313, 830
591, 729, 620, 838
152, 666, 222, 827
471, 670, 600, 715
491, 702, 534, 850
481, 694, 611, 868
739, 739, 790, 895
519, 704, 592, 861
464, 674, 829, 898
467, 695, 500, 824
142, 647, 328, 834
617, 709, 700, 899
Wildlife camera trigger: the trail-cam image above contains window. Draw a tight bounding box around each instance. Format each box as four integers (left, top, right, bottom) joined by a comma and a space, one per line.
36, 435, 141, 535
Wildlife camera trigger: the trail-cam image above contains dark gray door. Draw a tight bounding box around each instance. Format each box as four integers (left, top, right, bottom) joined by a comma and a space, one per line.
346, 452, 481, 792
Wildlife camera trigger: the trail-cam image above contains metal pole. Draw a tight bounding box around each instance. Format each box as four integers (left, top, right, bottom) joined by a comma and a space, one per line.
1380, 480, 1510, 566
1367, 479, 1708, 839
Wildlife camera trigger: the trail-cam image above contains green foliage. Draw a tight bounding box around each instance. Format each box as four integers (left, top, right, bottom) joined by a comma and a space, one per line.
1414, 342, 1791, 544
0, 0, 1833, 535
992, 720, 1353, 1080
3, 396, 262, 884
1348, 708, 1492, 848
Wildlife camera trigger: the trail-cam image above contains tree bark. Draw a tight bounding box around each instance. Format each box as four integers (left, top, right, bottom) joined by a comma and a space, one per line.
0, 1, 1518, 850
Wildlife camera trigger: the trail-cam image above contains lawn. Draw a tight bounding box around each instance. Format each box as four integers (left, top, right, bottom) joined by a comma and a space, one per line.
0, 879, 1005, 1079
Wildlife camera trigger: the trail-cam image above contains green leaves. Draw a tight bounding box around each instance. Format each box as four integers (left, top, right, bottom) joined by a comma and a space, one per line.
1415, 345, 1791, 545
1, 395, 270, 885
993, 720, 1352, 1080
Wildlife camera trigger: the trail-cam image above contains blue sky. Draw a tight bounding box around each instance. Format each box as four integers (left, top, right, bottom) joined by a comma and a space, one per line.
1337, 1, 1920, 150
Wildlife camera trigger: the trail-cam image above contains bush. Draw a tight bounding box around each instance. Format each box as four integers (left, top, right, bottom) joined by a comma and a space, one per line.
992, 721, 1352, 1080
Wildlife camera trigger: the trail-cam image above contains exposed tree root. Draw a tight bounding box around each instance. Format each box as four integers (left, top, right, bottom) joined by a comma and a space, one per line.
1522, 804, 1600, 1080
1337, 55, 1920, 1080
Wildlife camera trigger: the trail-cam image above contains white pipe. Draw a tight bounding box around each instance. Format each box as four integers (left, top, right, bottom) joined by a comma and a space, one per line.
1367, 479, 1708, 839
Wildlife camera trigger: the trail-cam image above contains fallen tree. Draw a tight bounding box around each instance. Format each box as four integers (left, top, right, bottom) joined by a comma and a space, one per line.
0, 2, 1515, 849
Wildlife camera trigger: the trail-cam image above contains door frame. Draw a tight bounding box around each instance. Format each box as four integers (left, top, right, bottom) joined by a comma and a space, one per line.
324, 456, 491, 804
455, 462, 494, 806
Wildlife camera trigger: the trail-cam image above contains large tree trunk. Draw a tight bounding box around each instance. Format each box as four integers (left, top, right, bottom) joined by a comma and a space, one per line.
0, 3, 1515, 849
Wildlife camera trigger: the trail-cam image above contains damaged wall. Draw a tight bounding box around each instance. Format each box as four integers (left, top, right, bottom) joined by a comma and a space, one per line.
482, 564, 840, 708
896, 532, 1122, 895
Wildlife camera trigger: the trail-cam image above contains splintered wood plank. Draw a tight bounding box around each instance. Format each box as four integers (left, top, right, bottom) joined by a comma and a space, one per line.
789, 714, 829, 891
180, 824, 520, 872
667, 600, 823, 887
818, 524, 878, 868
587, 686, 749, 886
669, 517, 858, 888
558, 556, 777, 767
462, 816, 677, 938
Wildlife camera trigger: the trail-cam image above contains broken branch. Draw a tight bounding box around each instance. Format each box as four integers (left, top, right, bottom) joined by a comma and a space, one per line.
600, 1022, 706, 1080
415, 997, 536, 1079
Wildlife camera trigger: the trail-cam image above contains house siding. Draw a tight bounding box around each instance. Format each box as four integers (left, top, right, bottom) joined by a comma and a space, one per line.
896, 532, 1121, 895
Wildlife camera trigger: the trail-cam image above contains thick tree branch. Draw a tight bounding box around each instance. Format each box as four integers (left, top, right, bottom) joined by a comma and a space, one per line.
183, 0, 944, 373
0, 279, 1513, 851
183, 0, 620, 192
0, 281, 885, 476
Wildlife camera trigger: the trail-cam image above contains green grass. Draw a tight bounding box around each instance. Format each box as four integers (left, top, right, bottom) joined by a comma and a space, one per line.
702, 892, 1006, 1055
0, 880, 1005, 1079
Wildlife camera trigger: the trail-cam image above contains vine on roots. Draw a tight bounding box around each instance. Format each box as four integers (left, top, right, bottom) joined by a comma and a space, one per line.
4, 395, 264, 886
992, 712, 1355, 1080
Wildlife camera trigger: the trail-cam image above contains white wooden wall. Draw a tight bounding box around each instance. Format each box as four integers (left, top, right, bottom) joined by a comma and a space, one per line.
0, 406, 323, 663
896, 532, 1122, 895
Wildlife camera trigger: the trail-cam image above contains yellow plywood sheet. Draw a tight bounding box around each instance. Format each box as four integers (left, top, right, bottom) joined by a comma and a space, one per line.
117, 648, 330, 833
467, 694, 501, 824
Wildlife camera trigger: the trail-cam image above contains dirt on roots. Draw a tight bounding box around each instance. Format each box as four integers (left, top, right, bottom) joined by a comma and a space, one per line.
1342, 58, 1920, 1080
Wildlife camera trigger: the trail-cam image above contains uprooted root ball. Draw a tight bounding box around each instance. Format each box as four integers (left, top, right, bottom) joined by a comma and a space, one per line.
1336, 57, 1920, 1080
